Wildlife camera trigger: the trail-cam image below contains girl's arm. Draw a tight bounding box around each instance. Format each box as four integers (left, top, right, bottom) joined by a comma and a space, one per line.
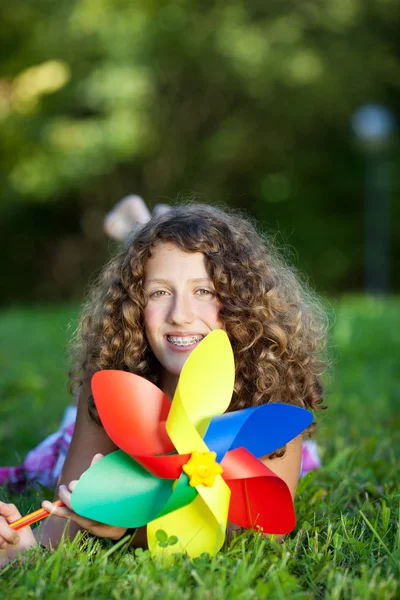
259, 434, 303, 542
36, 382, 125, 548
261, 434, 303, 501
227, 435, 302, 542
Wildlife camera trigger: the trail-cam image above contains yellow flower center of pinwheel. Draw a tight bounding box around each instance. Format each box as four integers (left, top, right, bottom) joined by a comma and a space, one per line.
182, 451, 223, 487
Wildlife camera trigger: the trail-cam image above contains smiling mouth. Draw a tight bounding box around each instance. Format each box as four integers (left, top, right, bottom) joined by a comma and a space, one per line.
166, 335, 205, 347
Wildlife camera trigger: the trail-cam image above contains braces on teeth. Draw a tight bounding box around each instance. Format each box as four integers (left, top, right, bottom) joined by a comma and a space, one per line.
167, 336, 203, 346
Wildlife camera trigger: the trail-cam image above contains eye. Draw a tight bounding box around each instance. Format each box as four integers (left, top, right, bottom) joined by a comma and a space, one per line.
150, 290, 169, 298
195, 288, 214, 296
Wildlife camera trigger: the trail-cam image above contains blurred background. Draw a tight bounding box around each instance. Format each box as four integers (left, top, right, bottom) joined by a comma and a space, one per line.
1, 0, 399, 303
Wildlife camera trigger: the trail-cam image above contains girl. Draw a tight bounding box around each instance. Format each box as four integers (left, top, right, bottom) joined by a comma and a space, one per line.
0, 203, 327, 562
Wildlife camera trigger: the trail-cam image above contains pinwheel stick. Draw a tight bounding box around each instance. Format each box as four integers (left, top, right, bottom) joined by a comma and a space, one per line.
9, 500, 65, 531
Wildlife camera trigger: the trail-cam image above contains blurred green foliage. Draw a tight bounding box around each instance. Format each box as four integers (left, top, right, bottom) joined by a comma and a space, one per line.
1, 0, 399, 301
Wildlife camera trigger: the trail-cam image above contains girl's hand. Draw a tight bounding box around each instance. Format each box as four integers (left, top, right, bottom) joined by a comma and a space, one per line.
42, 454, 127, 541
0, 502, 37, 568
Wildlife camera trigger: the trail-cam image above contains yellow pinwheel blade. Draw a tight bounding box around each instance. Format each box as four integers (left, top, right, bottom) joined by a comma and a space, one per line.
166, 330, 234, 454
158, 330, 233, 557
147, 475, 230, 558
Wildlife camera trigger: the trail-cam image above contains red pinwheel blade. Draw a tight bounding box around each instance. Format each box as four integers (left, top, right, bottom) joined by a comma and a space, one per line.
221, 448, 295, 534
92, 370, 174, 456
134, 453, 190, 479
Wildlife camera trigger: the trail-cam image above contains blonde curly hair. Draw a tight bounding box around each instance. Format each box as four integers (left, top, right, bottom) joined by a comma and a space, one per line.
70, 204, 328, 443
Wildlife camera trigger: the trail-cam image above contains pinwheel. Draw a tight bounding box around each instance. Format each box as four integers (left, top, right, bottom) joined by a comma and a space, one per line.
71, 330, 313, 558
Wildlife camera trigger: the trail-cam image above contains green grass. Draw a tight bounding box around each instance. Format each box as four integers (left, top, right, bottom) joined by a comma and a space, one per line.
1, 297, 399, 599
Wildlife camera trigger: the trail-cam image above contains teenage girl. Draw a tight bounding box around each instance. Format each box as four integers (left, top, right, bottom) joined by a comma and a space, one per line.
0, 203, 327, 564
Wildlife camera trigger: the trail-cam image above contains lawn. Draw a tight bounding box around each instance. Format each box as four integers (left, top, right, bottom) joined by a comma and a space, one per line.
0, 298, 399, 599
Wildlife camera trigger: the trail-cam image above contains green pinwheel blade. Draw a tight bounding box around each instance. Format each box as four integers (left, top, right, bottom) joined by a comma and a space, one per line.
157, 472, 197, 518
71, 450, 174, 528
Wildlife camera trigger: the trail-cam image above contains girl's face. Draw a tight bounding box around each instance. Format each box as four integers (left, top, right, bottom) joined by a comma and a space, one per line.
143, 242, 223, 390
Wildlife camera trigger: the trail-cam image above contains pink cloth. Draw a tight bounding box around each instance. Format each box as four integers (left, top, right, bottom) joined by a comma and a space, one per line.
0, 407, 321, 491
300, 440, 321, 477
0, 406, 76, 492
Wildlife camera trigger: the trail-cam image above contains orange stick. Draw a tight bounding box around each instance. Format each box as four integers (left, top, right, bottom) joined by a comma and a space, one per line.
9, 500, 65, 531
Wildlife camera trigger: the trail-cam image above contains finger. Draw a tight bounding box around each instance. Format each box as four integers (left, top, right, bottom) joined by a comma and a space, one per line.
68, 480, 79, 492
58, 484, 73, 509
0, 502, 22, 521
41, 500, 74, 521
0, 516, 19, 545
41, 498, 94, 531
90, 453, 104, 467
41, 500, 97, 532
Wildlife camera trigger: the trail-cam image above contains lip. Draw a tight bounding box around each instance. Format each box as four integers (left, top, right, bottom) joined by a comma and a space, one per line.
165, 332, 207, 337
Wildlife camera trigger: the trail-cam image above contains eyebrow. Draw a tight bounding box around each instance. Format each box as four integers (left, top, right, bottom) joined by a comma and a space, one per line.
145, 277, 212, 285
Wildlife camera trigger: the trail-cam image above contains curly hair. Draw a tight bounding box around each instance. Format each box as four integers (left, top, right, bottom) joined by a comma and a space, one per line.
70, 203, 328, 451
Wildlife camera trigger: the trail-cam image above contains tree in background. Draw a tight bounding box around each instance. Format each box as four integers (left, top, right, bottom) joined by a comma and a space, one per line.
0, 0, 399, 301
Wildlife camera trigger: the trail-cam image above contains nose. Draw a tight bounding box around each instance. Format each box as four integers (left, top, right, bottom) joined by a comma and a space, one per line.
167, 293, 194, 325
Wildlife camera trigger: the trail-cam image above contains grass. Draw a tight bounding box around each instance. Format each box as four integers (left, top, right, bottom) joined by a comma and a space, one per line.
0, 297, 399, 599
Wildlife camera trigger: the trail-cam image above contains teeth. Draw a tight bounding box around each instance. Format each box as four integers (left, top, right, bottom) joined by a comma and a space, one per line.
167, 335, 204, 347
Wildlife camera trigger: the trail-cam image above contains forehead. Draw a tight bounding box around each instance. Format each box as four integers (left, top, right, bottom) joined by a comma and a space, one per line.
145, 242, 209, 279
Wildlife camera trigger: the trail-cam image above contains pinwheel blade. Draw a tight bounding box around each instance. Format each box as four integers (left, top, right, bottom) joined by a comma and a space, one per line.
133, 453, 190, 480
156, 473, 197, 518
147, 477, 230, 558
91, 371, 174, 456
221, 448, 295, 534
205, 404, 313, 462
167, 330, 235, 454
71, 450, 173, 528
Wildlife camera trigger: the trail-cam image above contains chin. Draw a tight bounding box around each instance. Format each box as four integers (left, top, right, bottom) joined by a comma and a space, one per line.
164, 356, 191, 377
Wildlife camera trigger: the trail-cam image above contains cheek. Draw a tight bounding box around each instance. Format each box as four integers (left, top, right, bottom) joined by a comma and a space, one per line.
204, 301, 223, 328
215, 300, 225, 329
143, 305, 161, 337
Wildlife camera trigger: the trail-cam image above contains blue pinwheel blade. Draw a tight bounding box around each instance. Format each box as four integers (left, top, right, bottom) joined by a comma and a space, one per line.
204, 404, 313, 462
